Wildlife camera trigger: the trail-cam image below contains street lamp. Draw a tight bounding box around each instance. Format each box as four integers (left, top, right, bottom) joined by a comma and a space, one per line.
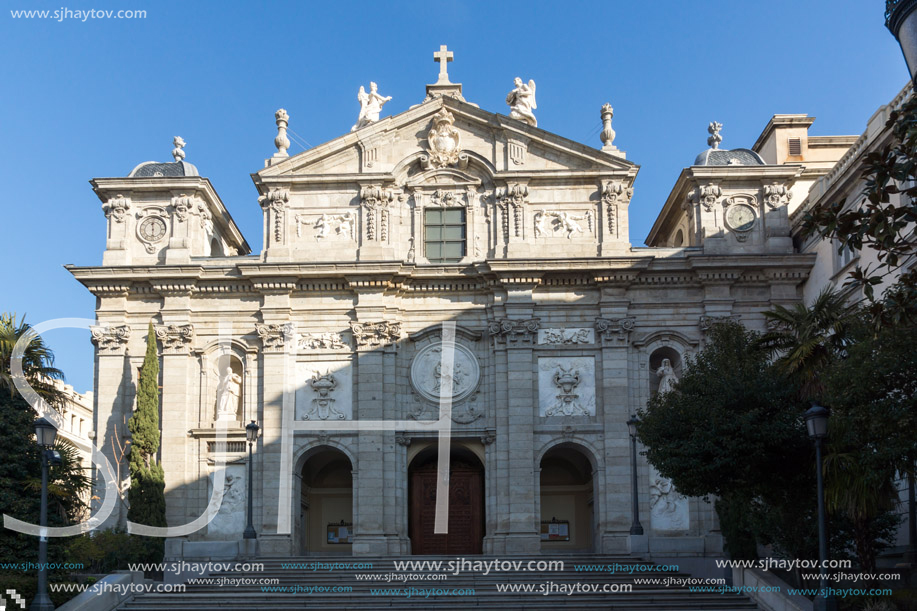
627, 414, 644, 536
243, 420, 260, 540
32, 417, 57, 611
804, 404, 837, 611
887, 0, 917, 85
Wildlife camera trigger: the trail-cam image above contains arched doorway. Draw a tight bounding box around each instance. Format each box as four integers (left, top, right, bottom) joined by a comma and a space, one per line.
409, 447, 484, 555
539, 443, 595, 552
299, 447, 353, 554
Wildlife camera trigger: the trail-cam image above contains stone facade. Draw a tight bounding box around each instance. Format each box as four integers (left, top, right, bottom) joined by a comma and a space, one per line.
70, 58, 858, 559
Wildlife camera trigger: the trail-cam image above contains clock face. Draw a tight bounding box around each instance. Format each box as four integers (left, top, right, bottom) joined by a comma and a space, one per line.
726, 204, 756, 232
138, 216, 167, 242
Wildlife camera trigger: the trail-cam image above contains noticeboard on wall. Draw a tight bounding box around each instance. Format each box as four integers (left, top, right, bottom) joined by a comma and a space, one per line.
327, 521, 353, 544
540, 519, 570, 541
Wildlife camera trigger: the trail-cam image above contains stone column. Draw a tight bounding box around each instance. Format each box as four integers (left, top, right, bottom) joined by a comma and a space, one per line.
488, 309, 540, 553
349, 318, 400, 555
90, 322, 133, 530
155, 323, 196, 526
255, 320, 295, 556
594, 285, 637, 553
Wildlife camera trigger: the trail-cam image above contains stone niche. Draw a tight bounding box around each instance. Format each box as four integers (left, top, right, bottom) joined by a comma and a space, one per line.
537, 357, 596, 417
295, 361, 353, 421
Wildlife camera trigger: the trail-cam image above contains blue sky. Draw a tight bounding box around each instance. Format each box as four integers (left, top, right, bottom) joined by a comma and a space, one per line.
0, 0, 907, 393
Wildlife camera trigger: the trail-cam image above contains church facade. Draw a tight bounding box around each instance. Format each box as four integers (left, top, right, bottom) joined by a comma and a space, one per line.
69, 50, 864, 560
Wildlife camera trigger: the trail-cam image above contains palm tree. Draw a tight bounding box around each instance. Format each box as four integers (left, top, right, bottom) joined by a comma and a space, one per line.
0, 312, 66, 408
755, 287, 856, 400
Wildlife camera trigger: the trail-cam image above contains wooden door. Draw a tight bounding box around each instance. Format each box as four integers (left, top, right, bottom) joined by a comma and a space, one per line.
409, 458, 483, 555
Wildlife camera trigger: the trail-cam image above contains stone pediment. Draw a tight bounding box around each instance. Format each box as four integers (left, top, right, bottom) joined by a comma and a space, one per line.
257, 97, 636, 182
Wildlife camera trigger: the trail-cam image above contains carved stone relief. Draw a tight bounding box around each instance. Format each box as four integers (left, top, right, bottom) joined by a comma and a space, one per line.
102, 194, 131, 223
763, 183, 790, 209
422, 107, 467, 169
258, 188, 290, 244
207, 466, 246, 540
538, 357, 596, 417
155, 324, 194, 355
601, 181, 632, 236
295, 212, 357, 241
296, 361, 352, 421
299, 332, 348, 351
350, 321, 401, 350
409, 342, 481, 404
488, 318, 540, 344
255, 322, 296, 353
537, 328, 595, 345
649, 465, 689, 532
90, 325, 132, 354
594, 317, 636, 344
533, 209, 594, 239
360, 186, 394, 241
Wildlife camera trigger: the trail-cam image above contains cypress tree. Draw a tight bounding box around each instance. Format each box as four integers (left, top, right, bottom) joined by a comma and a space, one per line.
127, 322, 166, 528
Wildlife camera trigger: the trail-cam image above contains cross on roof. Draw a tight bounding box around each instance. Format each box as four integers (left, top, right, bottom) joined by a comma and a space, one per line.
433, 45, 453, 84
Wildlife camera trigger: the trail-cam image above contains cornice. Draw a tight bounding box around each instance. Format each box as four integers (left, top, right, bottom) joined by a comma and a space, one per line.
67, 252, 818, 298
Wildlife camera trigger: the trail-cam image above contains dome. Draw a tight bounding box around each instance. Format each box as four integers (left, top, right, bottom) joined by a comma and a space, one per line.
128, 160, 199, 178
693, 148, 765, 166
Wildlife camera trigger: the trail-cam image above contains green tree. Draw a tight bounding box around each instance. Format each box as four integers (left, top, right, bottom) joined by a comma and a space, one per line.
0, 314, 88, 571
755, 287, 855, 400
127, 322, 166, 530
821, 322, 917, 572
636, 321, 817, 562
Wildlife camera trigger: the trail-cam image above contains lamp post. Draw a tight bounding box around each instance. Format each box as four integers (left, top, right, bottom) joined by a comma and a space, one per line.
32, 417, 57, 611
804, 404, 837, 611
887, 0, 917, 85
243, 420, 260, 540
627, 414, 644, 536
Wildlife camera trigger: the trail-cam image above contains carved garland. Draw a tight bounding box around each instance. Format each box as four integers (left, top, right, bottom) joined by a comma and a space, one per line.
360, 186, 394, 242
495, 184, 527, 240
258, 188, 290, 244
601, 182, 632, 236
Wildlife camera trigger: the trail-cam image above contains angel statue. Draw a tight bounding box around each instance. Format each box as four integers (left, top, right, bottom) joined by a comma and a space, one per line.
506, 77, 537, 127
215, 366, 242, 421
655, 358, 678, 394
351, 82, 393, 131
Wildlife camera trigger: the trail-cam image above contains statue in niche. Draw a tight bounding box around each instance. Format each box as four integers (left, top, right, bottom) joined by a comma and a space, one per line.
655, 358, 678, 394
351, 82, 392, 131
215, 366, 242, 421
506, 77, 537, 127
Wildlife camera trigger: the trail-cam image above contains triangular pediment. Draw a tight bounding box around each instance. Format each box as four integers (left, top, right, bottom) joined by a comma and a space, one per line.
257, 96, 636, 183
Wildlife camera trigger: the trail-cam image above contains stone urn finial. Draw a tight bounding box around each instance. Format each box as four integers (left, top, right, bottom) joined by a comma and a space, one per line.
274, 108, 290, 158
600, 103, 616, 150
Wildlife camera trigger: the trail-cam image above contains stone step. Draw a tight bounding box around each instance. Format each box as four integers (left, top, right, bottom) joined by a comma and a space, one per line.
121, 555, 757, 610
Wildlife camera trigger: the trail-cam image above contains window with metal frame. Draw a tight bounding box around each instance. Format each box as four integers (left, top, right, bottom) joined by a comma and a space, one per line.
424, 208, 466, 263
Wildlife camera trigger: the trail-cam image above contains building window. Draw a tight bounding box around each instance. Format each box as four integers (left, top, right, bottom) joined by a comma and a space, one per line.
788, 137, 802, 156
837, 242, 857, 271
424, 208, 466, 263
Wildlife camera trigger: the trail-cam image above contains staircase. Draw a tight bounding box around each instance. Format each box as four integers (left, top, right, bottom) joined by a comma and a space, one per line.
118, 555, 759, 610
